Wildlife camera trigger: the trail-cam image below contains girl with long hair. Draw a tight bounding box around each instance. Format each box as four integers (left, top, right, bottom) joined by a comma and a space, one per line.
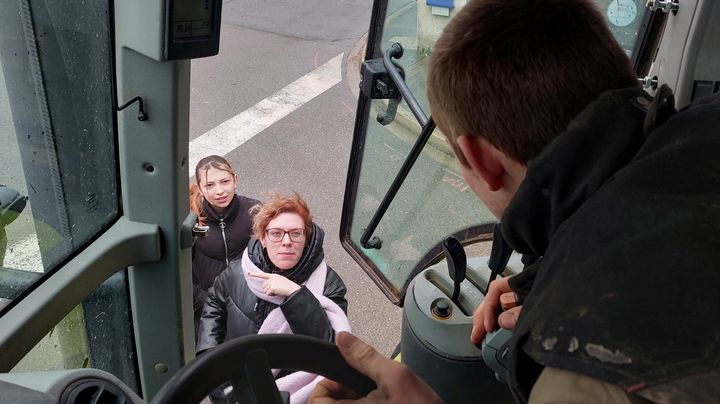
190, 155, 259, 331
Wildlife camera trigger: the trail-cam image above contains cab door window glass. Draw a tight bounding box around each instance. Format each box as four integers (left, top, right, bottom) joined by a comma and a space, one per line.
0, 0, 135, 392
345, 0, 496, 303
0, 0, 119, 298
343, 0, 651, 302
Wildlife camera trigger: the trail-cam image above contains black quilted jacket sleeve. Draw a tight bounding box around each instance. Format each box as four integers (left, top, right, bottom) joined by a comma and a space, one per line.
280, 267, 348, 342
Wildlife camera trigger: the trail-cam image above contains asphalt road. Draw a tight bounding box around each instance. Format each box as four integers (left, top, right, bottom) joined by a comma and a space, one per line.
189, 0, 404, 356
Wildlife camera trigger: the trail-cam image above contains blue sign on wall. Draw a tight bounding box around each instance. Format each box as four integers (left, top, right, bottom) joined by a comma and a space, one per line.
426, 0, 454, 8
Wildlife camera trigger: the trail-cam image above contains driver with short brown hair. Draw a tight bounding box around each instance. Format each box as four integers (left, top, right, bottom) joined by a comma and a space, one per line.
310, 0, 720, 402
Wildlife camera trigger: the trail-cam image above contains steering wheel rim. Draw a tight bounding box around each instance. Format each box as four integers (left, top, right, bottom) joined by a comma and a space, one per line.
151, 334, 376, 404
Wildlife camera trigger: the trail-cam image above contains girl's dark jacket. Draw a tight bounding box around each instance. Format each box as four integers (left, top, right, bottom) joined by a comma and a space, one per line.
192, 194, 260, 316
195, 223, 348, 353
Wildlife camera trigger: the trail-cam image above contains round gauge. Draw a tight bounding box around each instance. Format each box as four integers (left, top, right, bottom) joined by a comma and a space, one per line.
607, 0, 638, 27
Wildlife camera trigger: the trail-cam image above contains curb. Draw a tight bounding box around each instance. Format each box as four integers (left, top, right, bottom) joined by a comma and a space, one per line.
346, 33, 367, 100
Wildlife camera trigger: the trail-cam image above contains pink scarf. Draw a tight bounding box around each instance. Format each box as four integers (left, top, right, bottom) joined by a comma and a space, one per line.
238, 249, 351, 403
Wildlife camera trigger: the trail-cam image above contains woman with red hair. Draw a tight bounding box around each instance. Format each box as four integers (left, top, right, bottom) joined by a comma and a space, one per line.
196, 192, 348, 403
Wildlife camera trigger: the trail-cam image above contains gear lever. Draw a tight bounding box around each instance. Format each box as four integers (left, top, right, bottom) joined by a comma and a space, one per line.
442, 236, 466, 304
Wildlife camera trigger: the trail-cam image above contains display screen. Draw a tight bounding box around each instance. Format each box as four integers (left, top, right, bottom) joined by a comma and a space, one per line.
166, 0, 221, 60
172, 0, 214, 40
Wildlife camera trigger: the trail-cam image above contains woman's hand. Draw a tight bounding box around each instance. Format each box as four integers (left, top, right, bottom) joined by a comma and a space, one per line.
248, 271, 301, 297
470, 276, 522, 345
309, 332, 442, 404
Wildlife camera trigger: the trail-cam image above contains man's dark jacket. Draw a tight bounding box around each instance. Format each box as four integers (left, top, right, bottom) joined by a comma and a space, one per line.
192, 194, 259, 315
196, 224, 348, 352
502, 87, 720, 402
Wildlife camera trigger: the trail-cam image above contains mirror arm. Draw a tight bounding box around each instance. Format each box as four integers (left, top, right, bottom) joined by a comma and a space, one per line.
383, 43, 428, 127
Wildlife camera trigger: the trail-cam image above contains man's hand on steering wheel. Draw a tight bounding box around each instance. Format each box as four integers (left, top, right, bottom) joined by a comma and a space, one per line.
309, 332, 442, 404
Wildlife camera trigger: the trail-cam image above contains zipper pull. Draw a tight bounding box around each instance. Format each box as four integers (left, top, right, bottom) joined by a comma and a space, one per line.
254, 301, 259, 311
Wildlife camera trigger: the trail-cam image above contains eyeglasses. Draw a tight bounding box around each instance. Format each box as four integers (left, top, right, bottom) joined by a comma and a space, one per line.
265, 228, 306, 243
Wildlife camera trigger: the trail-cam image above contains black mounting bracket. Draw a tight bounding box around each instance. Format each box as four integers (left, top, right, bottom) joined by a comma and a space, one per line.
116, 96, 148, 122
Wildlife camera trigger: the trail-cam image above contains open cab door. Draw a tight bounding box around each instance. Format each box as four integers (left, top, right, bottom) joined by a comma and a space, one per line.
341, 0, 719, 401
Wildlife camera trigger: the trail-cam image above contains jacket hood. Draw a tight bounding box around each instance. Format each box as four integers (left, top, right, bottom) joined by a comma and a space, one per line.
501, 87, 650, 256
247, 222, 325, 285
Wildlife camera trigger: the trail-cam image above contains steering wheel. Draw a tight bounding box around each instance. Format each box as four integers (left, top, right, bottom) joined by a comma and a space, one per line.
151, 334, 376, 404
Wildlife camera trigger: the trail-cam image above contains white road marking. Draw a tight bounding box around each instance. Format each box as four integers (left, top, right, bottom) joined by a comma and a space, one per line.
4, 233, 43, 273
188, 52, 344, 176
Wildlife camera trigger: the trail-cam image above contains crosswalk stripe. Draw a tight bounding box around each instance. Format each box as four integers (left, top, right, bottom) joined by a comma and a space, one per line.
188, 52, 344, 176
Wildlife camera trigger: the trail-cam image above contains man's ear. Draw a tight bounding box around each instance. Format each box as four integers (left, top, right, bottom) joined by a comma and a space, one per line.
456, 135, 505, 192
